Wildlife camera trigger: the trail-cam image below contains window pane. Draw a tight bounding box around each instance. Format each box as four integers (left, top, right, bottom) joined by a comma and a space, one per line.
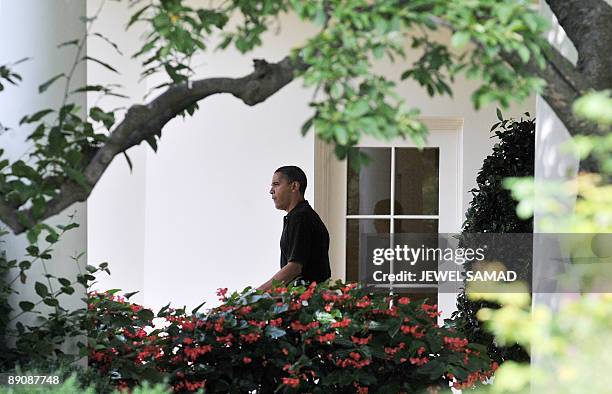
393, 228, 439, 286
346, 219, 389, 282
394, 148, 439, 215
347, 148, 391, 215
395, 219, 438, 234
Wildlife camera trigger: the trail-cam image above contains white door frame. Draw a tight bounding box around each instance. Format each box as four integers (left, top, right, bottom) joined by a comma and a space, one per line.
313, 117, 464, 321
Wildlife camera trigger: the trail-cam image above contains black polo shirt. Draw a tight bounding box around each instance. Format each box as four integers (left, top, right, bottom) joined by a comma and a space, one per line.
280, 200, 331, 283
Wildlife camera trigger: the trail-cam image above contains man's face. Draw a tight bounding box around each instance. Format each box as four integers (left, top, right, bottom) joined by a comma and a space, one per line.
270, 172, 295, 211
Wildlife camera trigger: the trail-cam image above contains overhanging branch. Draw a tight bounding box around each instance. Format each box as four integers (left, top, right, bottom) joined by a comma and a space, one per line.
545, 0, 612, 89
0, 55, 306, 234
499, 46, 600, 138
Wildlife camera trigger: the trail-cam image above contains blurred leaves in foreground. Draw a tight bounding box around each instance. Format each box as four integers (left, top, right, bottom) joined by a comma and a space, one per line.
472, 90, 612, 393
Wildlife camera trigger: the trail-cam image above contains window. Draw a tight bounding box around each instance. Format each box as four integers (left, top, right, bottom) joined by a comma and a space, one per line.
345, 147, 440, 300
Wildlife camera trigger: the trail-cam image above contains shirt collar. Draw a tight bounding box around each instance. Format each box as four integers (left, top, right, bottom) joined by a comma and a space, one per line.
285, 199, 309, 218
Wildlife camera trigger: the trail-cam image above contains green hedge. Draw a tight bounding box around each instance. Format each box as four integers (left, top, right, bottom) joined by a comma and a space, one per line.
86, 282, 496, 393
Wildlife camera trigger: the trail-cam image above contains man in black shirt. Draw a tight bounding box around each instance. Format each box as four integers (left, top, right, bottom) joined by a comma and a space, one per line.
257, 166, 331, 291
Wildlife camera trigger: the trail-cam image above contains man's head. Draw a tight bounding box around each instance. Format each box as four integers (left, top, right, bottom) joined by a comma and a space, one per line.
270, 166, 307, 211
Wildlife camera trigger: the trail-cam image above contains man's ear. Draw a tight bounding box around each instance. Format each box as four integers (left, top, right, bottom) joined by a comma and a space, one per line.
291, 181, 299, 192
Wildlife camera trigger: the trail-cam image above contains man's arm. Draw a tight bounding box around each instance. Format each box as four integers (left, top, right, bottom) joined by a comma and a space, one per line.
257, 262, 302, 292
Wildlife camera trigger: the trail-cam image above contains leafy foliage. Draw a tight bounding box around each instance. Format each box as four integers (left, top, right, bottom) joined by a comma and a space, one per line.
0, 373, 170, 394
451, 112, 535, 366
0, 217, 110, 370
0, 8, 122, 235
0, 0, 550, 233
470, 91, 612, 393
463, 112, 535, 233
471, 288, 612, 394
506, 90, 612, 233
85, 283, 496, 393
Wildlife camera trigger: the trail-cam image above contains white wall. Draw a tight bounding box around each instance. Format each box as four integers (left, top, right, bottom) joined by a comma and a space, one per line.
0, 0, 87, 328
88, 3, 534, 312
88, 4, 320, 311
86, 0, 148, 305
141, 10, 319, 311
371, 28, 535, 220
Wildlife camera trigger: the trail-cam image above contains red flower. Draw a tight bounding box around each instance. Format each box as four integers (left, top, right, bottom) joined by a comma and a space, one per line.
300, 287, 315, 301
243, 356, 252, 364
400, 324, 424, 338
184, 345, 213, 361
331, 318, 351, 328
322, 291, 338, 302
317, 332, 336, 343
248, 319, 266, 328
91, 351, 107, 363
182, 319, 195, 332
240, 332, 261, 344
443, 336, 469, 351
422, 303, 442, 318
409, 356, 430, 366
214, 317, 225, 333
282, 377, 300, 388
291, 321, 319, 332
384, 346, 399, 355
215, 333, 234, 344
351, 335, 372, 345
398, 297, 410, 305
356, 297, 371, 308
216, 287, 228, 301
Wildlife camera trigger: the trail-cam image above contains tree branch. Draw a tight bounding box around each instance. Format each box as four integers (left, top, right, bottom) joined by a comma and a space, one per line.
500, 45, 599, 131
545, 0, 612, 90
501, 47, 603, 172
430, 14, 603, 171
0, 56, 306, 234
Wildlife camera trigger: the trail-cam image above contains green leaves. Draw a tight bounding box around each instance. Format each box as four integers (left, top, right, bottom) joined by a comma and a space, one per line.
127, 5, 151, 28
451, 31, 471, 49
38, 73, 65, 93
64, 167, 91, 191
19, 301, 35, 312
20, 109, 54, 125
137, 308, 155, 322
35, 281, 49, 298
0, 60, 25, 91
496, 108, 504, 121
31, 196, 46, 220
11, 160, 40, 181
82, 56, 119, 74
89, 106, 115, 130
92, 32, 123, 55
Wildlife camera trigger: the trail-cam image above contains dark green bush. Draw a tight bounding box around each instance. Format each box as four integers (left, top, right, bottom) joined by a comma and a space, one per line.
462, 112, 535, 233
452, 112, 534, 365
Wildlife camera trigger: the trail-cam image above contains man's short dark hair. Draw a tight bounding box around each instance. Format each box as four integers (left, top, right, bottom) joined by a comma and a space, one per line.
275, 166, 307, 195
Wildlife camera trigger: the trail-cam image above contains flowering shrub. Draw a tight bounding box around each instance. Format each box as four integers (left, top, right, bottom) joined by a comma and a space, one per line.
88, 282, 496, 393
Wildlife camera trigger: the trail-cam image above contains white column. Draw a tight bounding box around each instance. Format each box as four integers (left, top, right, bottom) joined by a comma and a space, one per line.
0, 0, 87, 330
532, 1, 580, 309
